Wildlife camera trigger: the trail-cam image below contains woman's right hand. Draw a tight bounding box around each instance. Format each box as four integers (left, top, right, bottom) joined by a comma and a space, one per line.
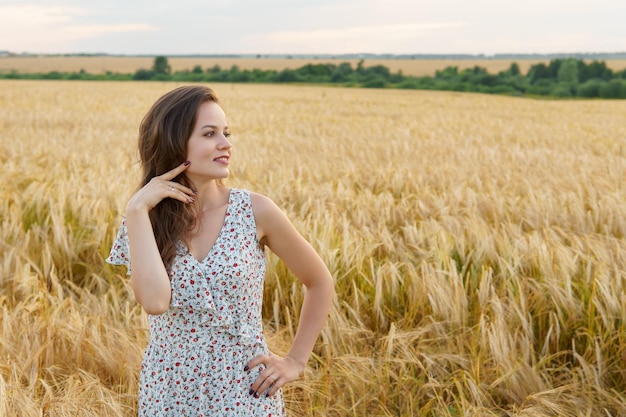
126, 161, 196, 213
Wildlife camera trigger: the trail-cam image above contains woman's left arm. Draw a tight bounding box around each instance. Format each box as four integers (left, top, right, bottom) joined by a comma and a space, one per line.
246, 193, 335, 398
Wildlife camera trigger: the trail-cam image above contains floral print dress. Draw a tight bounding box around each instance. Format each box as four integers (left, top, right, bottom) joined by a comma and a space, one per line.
106, 189, 285, 416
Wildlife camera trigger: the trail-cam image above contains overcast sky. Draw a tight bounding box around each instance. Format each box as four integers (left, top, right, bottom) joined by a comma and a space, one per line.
1, 0, 624, 55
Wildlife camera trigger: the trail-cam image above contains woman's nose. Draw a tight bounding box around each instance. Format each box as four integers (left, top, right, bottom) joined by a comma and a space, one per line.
218, 134, 232, 149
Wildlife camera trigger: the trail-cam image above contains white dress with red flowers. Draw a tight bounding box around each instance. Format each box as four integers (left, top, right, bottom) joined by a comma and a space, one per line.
106, 189, 285, 416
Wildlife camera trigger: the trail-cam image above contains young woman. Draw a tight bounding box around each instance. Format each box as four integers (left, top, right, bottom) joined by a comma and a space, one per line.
107, 85, 334, 416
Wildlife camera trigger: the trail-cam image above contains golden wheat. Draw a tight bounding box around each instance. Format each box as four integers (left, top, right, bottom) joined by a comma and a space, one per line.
1, 80, 625, 416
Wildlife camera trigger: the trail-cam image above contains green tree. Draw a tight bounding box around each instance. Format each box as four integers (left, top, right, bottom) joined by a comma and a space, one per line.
330, 62, 353, 82
362, 76, 386, 88
460, 66, 495, 86
506, 62, 521, 76
599, 79, 626, 98
551, 83, 574, 97
557, 59, 578, 84
577, 79, 605, 97
587, 61, 613, 80
547, 59, 563, 78
276, 69, 299, 82
435, 66, 459, 80
356, 59, 365, 74
208, 65, 222, 74
527, 79, 555, 95
363, 65, 391, 80
133, 69, 155, 80
295, 64, 334, 81
528, 63, 550, 83
152, 56, 171, 76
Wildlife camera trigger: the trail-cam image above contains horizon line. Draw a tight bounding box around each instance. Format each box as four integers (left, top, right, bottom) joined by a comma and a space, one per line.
2, 51, 626, 59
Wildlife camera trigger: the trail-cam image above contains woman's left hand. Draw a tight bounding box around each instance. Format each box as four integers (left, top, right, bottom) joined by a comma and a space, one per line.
245, 353, 305, 398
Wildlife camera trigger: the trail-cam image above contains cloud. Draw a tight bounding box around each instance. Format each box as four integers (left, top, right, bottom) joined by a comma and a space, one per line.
251, 22, 470, 54
0, 4, 156, 53
453, 31, 626, 55
65, 23, 157, 36
1, 1, 623, 55
268, 22, 469, 42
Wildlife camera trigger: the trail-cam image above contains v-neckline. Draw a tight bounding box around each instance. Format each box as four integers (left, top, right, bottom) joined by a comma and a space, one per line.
185, 189, 233, 264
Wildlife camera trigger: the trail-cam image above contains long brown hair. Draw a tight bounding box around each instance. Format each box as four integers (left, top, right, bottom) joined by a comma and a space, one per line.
137, 85, 219, 271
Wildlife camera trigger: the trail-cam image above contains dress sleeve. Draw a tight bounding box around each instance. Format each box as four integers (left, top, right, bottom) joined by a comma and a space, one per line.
106, 218, 131, 275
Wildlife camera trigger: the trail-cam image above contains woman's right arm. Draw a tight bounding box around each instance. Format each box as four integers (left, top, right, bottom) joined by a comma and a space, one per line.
124, 161, 195, 315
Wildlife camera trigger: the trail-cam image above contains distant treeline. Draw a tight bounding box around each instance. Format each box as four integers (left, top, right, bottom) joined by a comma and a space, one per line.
3, 56, 626, 98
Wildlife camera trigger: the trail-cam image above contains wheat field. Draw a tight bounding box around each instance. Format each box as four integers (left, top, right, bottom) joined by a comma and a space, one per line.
1, 80, 626, 416
2, 56, 626, 77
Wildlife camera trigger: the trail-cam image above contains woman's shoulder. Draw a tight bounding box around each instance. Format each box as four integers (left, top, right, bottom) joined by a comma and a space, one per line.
231, 190, 283, 222
245, 192, 290, 243
228, 188, 275, 213
248, 191, 275, 212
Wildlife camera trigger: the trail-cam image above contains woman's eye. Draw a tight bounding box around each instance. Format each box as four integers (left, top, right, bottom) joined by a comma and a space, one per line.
204, 131, 215, 137
224, 132, 231, 138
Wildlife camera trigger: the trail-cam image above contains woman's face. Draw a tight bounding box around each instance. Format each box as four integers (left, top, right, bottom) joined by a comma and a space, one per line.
185, 101, 232, 181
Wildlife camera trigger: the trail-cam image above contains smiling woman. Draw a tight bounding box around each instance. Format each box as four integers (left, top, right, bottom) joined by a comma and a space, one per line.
106, 85, 334, 416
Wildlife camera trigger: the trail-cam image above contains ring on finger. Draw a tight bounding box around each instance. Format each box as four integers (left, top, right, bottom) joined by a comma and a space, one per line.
168, 186, 175, 191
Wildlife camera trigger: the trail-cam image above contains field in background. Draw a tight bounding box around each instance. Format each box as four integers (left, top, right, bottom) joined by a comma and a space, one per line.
1, 80, 626, 416
2, 55, 626, 76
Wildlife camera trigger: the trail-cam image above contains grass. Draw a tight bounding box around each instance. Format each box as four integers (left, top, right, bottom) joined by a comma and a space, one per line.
1, 80, 625, 416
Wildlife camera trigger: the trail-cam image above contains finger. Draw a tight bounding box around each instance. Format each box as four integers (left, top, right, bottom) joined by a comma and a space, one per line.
159, 160, 191, 181
251, 371, 279, 399
244, 354, 270, 373
166, 181, 197, 197
246, 354, 273, 396
165, 184, 195, 204
265, 374, 282, 397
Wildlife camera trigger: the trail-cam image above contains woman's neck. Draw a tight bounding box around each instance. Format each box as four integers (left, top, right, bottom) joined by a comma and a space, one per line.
193, 181, 229, 212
